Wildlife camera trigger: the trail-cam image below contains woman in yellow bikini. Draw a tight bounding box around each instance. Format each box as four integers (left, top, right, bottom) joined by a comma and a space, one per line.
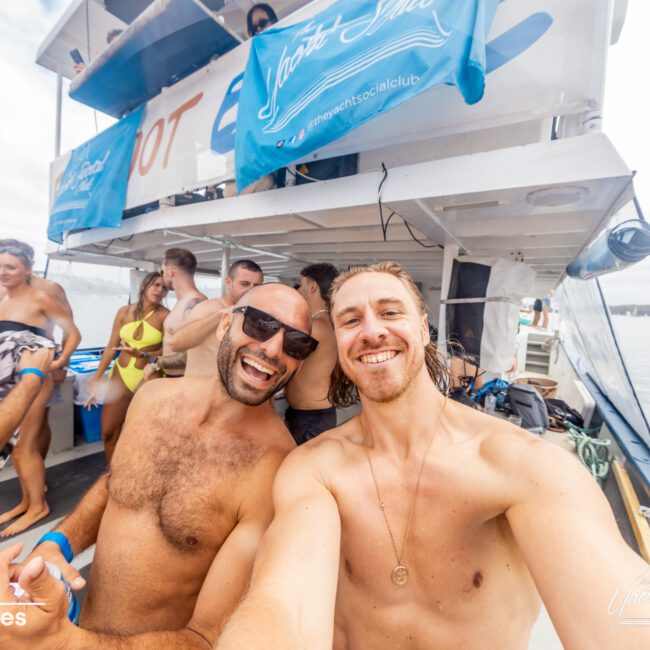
84, 272, 168, 461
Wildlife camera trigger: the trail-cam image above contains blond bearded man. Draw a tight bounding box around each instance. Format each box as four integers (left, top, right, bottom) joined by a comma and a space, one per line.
217, 262, 650, 650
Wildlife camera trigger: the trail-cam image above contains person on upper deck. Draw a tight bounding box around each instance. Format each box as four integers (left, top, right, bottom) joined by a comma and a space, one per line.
84, 272, 168, 462
285, 263, 340, 444
0, 239, 80, 537
73, 28, 124, 75
246, 3, 278, 38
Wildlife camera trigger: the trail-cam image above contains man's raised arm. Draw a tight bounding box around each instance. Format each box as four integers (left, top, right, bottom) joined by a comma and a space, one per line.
18, 380, 153, 585
0, 349, 53, 447
217, 446, 341, 650
0, 450, 290, 649
503, 433, 650, 649
21, 474, 109, 590
165, 299, 228, 353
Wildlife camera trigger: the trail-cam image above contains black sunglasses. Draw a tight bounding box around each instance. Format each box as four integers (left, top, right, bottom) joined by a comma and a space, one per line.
233, 306, 318, 360
253, 17, 270, 34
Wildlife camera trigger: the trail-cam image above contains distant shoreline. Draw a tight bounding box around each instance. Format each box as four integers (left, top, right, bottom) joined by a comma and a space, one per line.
609, 305, 650, 316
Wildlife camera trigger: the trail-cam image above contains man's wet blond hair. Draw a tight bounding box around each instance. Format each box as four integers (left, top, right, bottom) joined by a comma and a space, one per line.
327, 261, 450, 407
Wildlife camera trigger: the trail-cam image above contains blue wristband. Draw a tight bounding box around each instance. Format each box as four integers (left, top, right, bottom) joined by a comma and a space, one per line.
36, 532, 74, 563
19, 367, 46, 383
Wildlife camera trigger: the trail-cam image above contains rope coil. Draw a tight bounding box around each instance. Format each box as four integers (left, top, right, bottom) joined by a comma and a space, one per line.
565, 422, 610, 482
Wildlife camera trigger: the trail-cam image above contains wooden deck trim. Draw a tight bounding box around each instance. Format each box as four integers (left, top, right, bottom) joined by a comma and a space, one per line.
612, 459, 650, 562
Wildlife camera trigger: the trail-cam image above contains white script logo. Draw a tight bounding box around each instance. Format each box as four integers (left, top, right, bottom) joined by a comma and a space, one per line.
259, 0, 451, 133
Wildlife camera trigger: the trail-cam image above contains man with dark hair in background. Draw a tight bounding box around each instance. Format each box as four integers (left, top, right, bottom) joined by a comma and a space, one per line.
145, 248, 206, 379
285, 263, 339, 444
165, 260, 264, 377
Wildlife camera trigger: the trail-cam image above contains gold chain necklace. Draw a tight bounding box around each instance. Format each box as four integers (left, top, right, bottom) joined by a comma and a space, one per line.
365, 399, 446, 586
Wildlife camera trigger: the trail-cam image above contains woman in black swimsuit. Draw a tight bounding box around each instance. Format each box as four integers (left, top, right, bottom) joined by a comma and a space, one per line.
0, 240, 80, 537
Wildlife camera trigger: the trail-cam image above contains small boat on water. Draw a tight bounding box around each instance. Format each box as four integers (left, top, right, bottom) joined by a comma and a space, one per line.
1, 1, 649, 646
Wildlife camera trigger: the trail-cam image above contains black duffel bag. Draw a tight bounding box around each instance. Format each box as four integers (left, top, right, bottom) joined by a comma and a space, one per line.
545, 398, 584, 429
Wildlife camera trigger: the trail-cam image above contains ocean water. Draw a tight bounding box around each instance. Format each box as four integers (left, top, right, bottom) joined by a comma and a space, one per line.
71, 294, 127, 348
55, 274, 220, 349
610, 315, 650, 419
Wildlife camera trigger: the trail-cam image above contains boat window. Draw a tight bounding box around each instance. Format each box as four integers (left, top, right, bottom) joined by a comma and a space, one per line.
555, 198, 650, 445
599, 254, 650, 426
44, 262, 229, 346
43, 260, 132, 348
163, 273, 223, 310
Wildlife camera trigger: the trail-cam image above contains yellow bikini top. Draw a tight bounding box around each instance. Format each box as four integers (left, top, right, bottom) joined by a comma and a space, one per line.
119, 309, 163, 349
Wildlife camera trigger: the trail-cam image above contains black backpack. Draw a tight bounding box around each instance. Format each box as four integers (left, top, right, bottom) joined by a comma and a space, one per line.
507, 384, 549, 434
545, 398, 585, 429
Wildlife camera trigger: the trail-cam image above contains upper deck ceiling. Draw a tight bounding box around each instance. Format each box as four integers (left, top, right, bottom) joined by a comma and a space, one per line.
49, 133, 634, 288
36, 0, 126, 79
36, 0, 317, 81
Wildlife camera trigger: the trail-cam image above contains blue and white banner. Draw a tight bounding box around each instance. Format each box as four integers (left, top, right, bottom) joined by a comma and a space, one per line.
48, 107, 145, 243
235, 0, 499, 191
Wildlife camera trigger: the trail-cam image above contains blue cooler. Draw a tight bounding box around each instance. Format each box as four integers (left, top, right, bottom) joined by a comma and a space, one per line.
69, 350, 105, 444
73, 405, 103, 443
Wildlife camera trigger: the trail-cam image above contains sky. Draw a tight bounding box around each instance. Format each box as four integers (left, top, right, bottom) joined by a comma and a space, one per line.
0, 0, 648, 303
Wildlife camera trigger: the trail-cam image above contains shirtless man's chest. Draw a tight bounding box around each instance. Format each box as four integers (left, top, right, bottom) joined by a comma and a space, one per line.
329, 433, 540, 650
81, 391, 266, 634
163, 294, 205, 375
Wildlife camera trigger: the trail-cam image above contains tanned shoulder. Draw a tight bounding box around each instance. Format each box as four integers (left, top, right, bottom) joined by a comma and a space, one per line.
190, 297, 226, 318
33, 287, 67, 318
288, 421, 350, 489
130, 375, 173, 410
39, 279, 72, 313
182, 294, 207, 317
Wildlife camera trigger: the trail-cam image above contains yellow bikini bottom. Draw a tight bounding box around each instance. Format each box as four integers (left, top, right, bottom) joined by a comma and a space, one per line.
109, 357, 145, 393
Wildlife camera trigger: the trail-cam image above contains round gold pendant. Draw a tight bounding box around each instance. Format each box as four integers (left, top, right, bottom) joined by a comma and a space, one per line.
391, 565, 409, 585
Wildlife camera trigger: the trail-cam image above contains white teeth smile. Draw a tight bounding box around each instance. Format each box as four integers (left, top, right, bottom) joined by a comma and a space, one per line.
360, 351, 398, 364
243, 357, 276, 376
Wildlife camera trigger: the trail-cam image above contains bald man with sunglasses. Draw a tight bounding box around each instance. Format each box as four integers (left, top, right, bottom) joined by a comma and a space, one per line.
0, 284, 318, 649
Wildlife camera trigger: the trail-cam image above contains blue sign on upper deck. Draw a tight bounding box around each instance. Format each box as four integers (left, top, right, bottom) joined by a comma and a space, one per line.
48, 107, 144, 243
235, 0, 500, 191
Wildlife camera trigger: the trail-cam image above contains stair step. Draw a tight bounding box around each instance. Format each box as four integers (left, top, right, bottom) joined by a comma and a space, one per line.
526, 360, 550, 368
